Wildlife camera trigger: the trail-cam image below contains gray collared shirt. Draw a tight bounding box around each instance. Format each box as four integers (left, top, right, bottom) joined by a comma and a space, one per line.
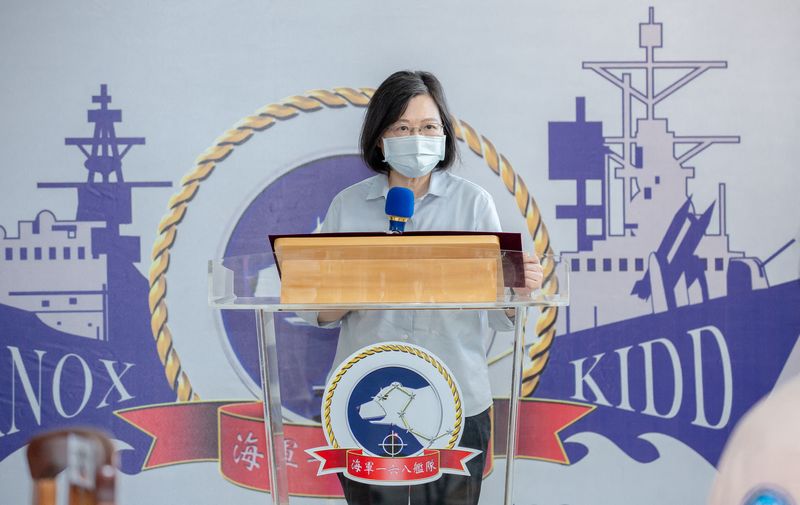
306, 170, 514, 416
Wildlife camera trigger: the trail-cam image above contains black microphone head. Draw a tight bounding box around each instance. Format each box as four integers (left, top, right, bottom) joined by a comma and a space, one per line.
385, 187, 414, 233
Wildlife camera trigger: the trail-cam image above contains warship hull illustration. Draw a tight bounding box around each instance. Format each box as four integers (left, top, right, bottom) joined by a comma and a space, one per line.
0, 85, 177, 472
535, 8, 799, 466
0, 85, 167, 340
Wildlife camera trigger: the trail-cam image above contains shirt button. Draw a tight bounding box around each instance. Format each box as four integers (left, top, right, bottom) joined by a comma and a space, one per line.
401, 334, 409, 340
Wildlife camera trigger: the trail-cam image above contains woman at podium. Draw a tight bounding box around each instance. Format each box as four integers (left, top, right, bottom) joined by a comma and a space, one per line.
306, 70, 543, 505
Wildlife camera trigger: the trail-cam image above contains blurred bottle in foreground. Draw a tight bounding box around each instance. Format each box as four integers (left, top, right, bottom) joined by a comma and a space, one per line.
27, 429, 116, 505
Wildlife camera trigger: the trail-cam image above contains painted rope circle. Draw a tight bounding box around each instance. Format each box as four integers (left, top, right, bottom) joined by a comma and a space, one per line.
147, 87, 559, 401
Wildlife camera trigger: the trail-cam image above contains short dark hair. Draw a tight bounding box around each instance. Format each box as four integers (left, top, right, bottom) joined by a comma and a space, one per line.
360, 70, 459, 175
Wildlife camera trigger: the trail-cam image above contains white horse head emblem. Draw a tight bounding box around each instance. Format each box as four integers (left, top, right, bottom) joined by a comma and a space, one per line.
357, 382, 449, 447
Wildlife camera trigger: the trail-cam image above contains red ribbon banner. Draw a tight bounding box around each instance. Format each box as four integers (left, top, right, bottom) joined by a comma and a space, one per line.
307, 447, 479, 484
115, 399, 592, 496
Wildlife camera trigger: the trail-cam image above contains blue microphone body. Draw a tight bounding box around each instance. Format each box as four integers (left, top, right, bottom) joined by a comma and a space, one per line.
385, 187, 414, 234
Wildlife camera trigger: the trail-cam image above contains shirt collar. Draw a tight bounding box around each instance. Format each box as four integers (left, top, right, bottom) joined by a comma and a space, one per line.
366, 174, 389, 200
427, 170, 448, 197
365, 171, 449, 201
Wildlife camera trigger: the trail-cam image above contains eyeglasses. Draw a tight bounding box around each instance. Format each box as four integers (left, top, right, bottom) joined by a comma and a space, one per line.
384, 121, 444, 137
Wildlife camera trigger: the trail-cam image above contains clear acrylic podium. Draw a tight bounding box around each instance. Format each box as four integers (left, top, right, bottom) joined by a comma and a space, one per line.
208, 238, 568, 505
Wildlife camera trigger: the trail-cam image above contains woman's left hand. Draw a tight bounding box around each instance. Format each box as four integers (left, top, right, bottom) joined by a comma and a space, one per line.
506, 253, 543, 318
516, 253, 544, 295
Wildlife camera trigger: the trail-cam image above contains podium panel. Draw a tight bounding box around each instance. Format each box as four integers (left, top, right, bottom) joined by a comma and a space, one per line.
274, 235, 503, 304
209, 244, 568, 505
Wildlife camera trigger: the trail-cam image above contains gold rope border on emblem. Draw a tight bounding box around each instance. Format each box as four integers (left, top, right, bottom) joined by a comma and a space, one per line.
322, 343, 463, 450
148, 87, 558, 401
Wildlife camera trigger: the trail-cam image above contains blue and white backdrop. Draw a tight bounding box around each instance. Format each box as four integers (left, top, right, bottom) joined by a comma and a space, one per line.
1, 1, 799, 504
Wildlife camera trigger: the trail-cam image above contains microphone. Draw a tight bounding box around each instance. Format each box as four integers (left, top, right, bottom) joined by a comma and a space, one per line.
385, 187, 414, 233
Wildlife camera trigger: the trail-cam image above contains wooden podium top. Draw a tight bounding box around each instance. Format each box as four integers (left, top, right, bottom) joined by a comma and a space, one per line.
274, 234, 500, 260
273, 234, 503, 304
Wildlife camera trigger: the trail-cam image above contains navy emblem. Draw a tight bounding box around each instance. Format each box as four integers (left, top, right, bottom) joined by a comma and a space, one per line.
308, 342, 479, 485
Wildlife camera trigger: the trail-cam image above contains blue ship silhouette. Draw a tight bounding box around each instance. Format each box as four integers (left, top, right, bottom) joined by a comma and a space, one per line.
537, 8, 800, 466
0, 85, 177, 473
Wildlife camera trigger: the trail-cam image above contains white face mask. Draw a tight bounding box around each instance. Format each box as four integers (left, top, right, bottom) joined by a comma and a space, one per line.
382, 135, 446, 179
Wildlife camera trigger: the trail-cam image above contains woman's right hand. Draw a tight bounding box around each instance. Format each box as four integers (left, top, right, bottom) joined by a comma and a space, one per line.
317, 310, 349, 325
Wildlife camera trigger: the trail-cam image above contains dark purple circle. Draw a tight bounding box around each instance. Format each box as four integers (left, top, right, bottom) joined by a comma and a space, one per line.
221, 155, 373, 420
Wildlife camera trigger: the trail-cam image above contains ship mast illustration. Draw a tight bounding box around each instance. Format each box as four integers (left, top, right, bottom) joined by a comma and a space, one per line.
0, 85, 170, 340
549, 8, 770, 332
67, 83, 144, 184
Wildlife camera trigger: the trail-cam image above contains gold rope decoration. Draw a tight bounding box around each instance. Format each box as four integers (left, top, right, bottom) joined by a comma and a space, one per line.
148, 88, 373, 401
148, 87, 557, 401
322, 343, 463, 450
452, 118, 559, 397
